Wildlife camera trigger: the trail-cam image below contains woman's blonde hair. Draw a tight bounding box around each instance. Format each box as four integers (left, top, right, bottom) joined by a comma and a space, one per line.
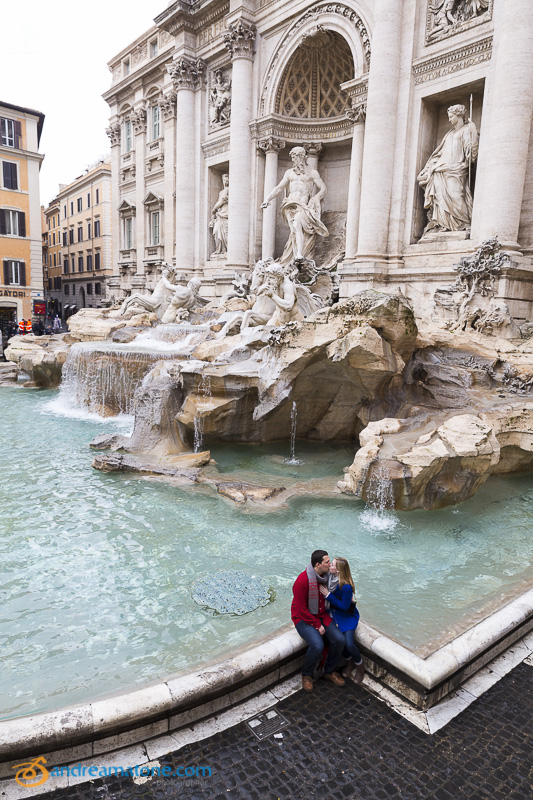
335, 557, 355, 597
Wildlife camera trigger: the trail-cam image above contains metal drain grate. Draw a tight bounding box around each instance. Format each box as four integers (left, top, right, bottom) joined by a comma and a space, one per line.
245, 708, 291, 740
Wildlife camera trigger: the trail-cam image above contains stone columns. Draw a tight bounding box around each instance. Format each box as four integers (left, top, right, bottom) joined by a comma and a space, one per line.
258, 137, 285, 260
355, 0, 403, 266
303, 142, 323, 171
470, 0, 533, 248
345, 105, 366, 260
132, 107, 147, 276
224, 20, 256, 268
167, 57, 205, 271
105, 122, 121, 277
161, 91, 177, 266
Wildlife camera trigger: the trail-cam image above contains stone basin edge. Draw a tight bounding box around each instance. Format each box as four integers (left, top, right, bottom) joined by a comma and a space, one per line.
0, 589, 532, 761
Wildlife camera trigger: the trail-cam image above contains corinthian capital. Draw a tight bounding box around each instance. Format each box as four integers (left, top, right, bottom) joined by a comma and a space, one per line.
224, 20, 256, 61
258, 137, 285, 155
161, 92, 177, 120
106, 123, 121, 147
131, 108, 147, 135
346, 103, 367, 125
167, 57, 206, 91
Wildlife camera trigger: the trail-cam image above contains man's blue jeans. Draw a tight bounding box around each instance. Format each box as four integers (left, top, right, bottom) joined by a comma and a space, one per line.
295, 620, 345, 677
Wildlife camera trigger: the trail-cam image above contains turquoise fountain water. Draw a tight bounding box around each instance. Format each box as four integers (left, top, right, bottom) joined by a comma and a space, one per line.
1, 385, 532, 720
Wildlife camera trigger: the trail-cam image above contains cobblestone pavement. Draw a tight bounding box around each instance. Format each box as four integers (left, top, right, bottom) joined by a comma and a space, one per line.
40, 663, 531, 800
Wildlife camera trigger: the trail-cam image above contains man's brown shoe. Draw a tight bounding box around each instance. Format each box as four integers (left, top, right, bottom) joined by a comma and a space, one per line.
302, 676, 313, 692
354, 663, 366, 684
323, 671, 345, 687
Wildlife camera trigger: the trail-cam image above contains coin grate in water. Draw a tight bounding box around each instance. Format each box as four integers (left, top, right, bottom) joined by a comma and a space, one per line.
245, 708, 290, 740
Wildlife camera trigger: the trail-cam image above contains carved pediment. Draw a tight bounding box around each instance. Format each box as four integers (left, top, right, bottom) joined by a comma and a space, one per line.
143, 191, 164, 207
118, 199, 136, 214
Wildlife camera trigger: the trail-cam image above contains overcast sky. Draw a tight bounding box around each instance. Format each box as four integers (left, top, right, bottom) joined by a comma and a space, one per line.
4, 1, 163, 206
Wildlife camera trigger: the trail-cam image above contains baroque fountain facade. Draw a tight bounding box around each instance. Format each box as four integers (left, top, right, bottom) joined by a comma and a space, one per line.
2, 0, 533, 761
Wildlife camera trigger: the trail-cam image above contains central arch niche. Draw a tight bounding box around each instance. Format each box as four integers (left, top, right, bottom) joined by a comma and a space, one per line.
275, 30, 354, 120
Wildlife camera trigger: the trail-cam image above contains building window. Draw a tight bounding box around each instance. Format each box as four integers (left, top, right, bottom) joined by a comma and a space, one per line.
70, 201, 74, 215
71, 255, 75, 272
151, 211, 160, 245
63, 258, 69, 274
95, 282, 101, 295
96, 188, 100, 204
150, 39, 158, 57
0, 209, 25, 236
0, 118, 20, 148
152, 105, 160, 140
77, 198, 82, 212
124, 217, 133, 249
87, 222, 91, 239
49, 277, 53, 290
2, 161, 18, 190
62, 231, 67, 246
94, 219, 101, 238
77, 226, 83, 242
52, 232, 56, 246
54, 276, 62, 290
64, 284, 69, 296
124, 121, 132, 153
87, 192, 91, 208
87, 253, 92, 271
78, 255, 83, 272
123, 59, 130, 76
64, 204, 67, 218
69, 229, 74, 244
86, 283, 93, 296
3, 259, 25, 285
95, 252, 101, 270
53, 253, 56, 267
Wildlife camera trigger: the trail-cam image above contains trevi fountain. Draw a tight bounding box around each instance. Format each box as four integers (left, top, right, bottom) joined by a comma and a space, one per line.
1, 0, 532, 764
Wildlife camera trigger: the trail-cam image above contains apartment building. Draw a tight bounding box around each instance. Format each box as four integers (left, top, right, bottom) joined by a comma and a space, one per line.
0, 101, 45, 332
55, 159, 113, 318
42, 198, 62, 317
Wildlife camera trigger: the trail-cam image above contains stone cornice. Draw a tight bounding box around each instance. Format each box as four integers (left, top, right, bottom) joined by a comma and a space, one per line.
413, 36, 492, 85
250, 113, 352, 144
201, 135, 230, 160
155, 0, 229, 38
224, 20, 256, 61
167, 57, 207, 91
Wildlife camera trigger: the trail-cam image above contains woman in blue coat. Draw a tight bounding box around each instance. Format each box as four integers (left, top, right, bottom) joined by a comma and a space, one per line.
319, 557, 365, 683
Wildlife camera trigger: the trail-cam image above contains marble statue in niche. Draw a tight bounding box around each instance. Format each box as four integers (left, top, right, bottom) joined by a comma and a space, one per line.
261, 145, 328, 269
417, 104, 478, 237
210, 68, 231, 126
209, 173, 229, 256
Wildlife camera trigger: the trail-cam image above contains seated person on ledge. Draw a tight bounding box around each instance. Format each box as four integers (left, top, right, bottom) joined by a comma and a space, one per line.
291, 549, 346, 693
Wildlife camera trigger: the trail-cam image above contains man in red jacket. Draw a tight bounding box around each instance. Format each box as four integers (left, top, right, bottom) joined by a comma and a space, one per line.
291, 549, 346, 693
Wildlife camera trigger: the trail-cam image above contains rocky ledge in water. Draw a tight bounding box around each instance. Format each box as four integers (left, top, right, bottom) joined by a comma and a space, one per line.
338, 328, 533, 509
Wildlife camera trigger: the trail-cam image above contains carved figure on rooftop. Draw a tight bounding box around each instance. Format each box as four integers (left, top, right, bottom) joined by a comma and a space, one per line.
209, 174, 229, 256
261, 146, 328, 269
161, 278, 203, 324
417, 104, 478, 236
120, 263, 177, 319
210, 69, 232, 126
